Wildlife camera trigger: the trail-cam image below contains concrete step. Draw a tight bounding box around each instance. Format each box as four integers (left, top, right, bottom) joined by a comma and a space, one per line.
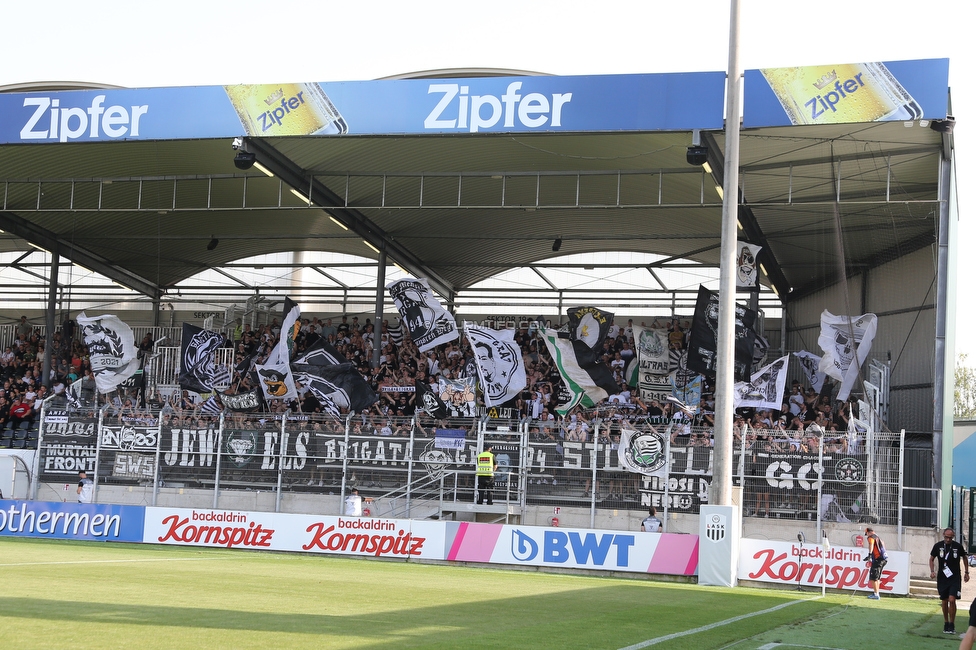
910, 578, 940, 598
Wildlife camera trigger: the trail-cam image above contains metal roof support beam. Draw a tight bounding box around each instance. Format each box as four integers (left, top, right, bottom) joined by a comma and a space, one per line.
244, 138, 454, 300
0, 211, 161, 298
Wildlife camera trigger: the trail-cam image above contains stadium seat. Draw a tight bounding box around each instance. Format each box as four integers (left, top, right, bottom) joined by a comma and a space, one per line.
12, 439, 26, 449
12, 429, 28, 441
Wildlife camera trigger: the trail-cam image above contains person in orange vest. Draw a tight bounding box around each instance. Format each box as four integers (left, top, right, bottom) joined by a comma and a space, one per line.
864, 526, 888, 600
476, 445, 497, 505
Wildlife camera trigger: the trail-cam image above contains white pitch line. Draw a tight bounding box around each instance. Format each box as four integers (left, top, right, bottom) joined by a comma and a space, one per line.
757, 644, 846, 650
619, 598, 815, 649
0, 556, 228, 567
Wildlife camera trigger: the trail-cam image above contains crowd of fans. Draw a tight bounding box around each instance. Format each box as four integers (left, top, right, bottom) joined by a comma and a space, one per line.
3, 311, 859, 455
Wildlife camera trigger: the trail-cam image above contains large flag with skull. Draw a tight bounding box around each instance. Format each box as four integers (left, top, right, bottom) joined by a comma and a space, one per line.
386, 277, 458, 352
254, 298, 300, 401
818, 310, 877, 401
464, 323, 527, 407
77, 312, 140, 393
736, 241, 762, 290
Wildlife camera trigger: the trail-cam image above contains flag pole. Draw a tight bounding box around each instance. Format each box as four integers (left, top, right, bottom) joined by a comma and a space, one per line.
712, 0, 741, 508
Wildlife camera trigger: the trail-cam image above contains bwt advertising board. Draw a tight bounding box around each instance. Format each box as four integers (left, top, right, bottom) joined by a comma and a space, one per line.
0, 499, 144, 542
738, 538, 910, 595
0, 72, 725, 144
445, 522, 698, 575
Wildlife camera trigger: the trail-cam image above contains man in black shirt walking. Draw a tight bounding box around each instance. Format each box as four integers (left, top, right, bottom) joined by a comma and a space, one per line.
930, 527, 970, 634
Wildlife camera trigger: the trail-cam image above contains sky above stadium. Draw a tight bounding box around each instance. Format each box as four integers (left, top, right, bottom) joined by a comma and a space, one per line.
0, 0, 971, 356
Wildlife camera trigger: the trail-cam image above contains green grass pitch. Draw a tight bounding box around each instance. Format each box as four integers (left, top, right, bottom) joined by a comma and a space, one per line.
0, 537, 963, 649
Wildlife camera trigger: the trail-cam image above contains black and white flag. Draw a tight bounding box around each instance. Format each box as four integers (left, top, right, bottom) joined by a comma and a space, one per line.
222, 388, 261, 412
386, 277, 458, 352
732, 354, 790, 410
818, 311, 877, 401
736, 242, 762, 290
538, 322, 618, 416
199, 395, 223, 416
255, 298, 301, 401
292, 362, 379, 415
388, 319, 404, 348
415, 378, 448, 419
793, 350, 827, 393
77, 312, 140, 393
179, 323, 229, 393
567, 306, 613, 352
686, 285, 757, 382
294, 337, 345, 366
464, 323, 527, 407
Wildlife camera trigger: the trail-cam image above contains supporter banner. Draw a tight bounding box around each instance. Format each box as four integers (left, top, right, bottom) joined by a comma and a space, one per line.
438, 377, 477, 417
732, 355, 789, 411
380, 386, 415, 393
447, 522, 698, 575
0, 71, 726, 144
144, 507, 447, 559
387, 277, 459, 352
464, 323, 527, 407
627, 326, 671, 402
0, 499, 145, 542
415, 379, 448, 419
77, 312, 140, 393
738, 538, 910, 594
744, 58, 949, 128
39, 416, 98, 476
222, 388, 261, 412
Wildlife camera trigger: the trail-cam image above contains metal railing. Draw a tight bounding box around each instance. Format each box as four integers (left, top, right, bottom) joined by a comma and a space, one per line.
27, 403, 930, 532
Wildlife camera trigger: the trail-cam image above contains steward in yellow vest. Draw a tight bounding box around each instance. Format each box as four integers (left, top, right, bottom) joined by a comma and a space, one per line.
476, 446, 497, 505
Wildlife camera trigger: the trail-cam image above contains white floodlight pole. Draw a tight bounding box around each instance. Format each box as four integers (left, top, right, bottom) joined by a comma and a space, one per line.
712, 0, 742, 507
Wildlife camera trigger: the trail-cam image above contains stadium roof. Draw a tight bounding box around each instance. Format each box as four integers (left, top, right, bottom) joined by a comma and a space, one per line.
0, 62, 952, 305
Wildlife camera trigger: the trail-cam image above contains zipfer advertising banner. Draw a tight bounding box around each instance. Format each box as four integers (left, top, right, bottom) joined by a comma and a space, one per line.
744, 58, 949, 127
0, 71, 725, 144
0, 499, 144, 542
738, 537, 910, 595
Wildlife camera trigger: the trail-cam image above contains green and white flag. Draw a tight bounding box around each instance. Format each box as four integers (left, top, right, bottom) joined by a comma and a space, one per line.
538, 324, 617, 415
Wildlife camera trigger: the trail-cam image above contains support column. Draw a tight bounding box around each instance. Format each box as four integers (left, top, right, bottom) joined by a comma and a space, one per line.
371, 247, 387, 368
712, 0, 742, 510
42, 245, 60, 389
934, 154, 954, 527
700, 0, 743, 593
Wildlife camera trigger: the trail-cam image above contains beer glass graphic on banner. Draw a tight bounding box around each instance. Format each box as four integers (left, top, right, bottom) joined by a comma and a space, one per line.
224, 83, 348, 136
760, 62, 922, 125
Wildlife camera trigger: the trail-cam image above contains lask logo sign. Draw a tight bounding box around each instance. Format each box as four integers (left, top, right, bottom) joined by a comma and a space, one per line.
508, 529, 635, 567
705, 514, 726, 543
